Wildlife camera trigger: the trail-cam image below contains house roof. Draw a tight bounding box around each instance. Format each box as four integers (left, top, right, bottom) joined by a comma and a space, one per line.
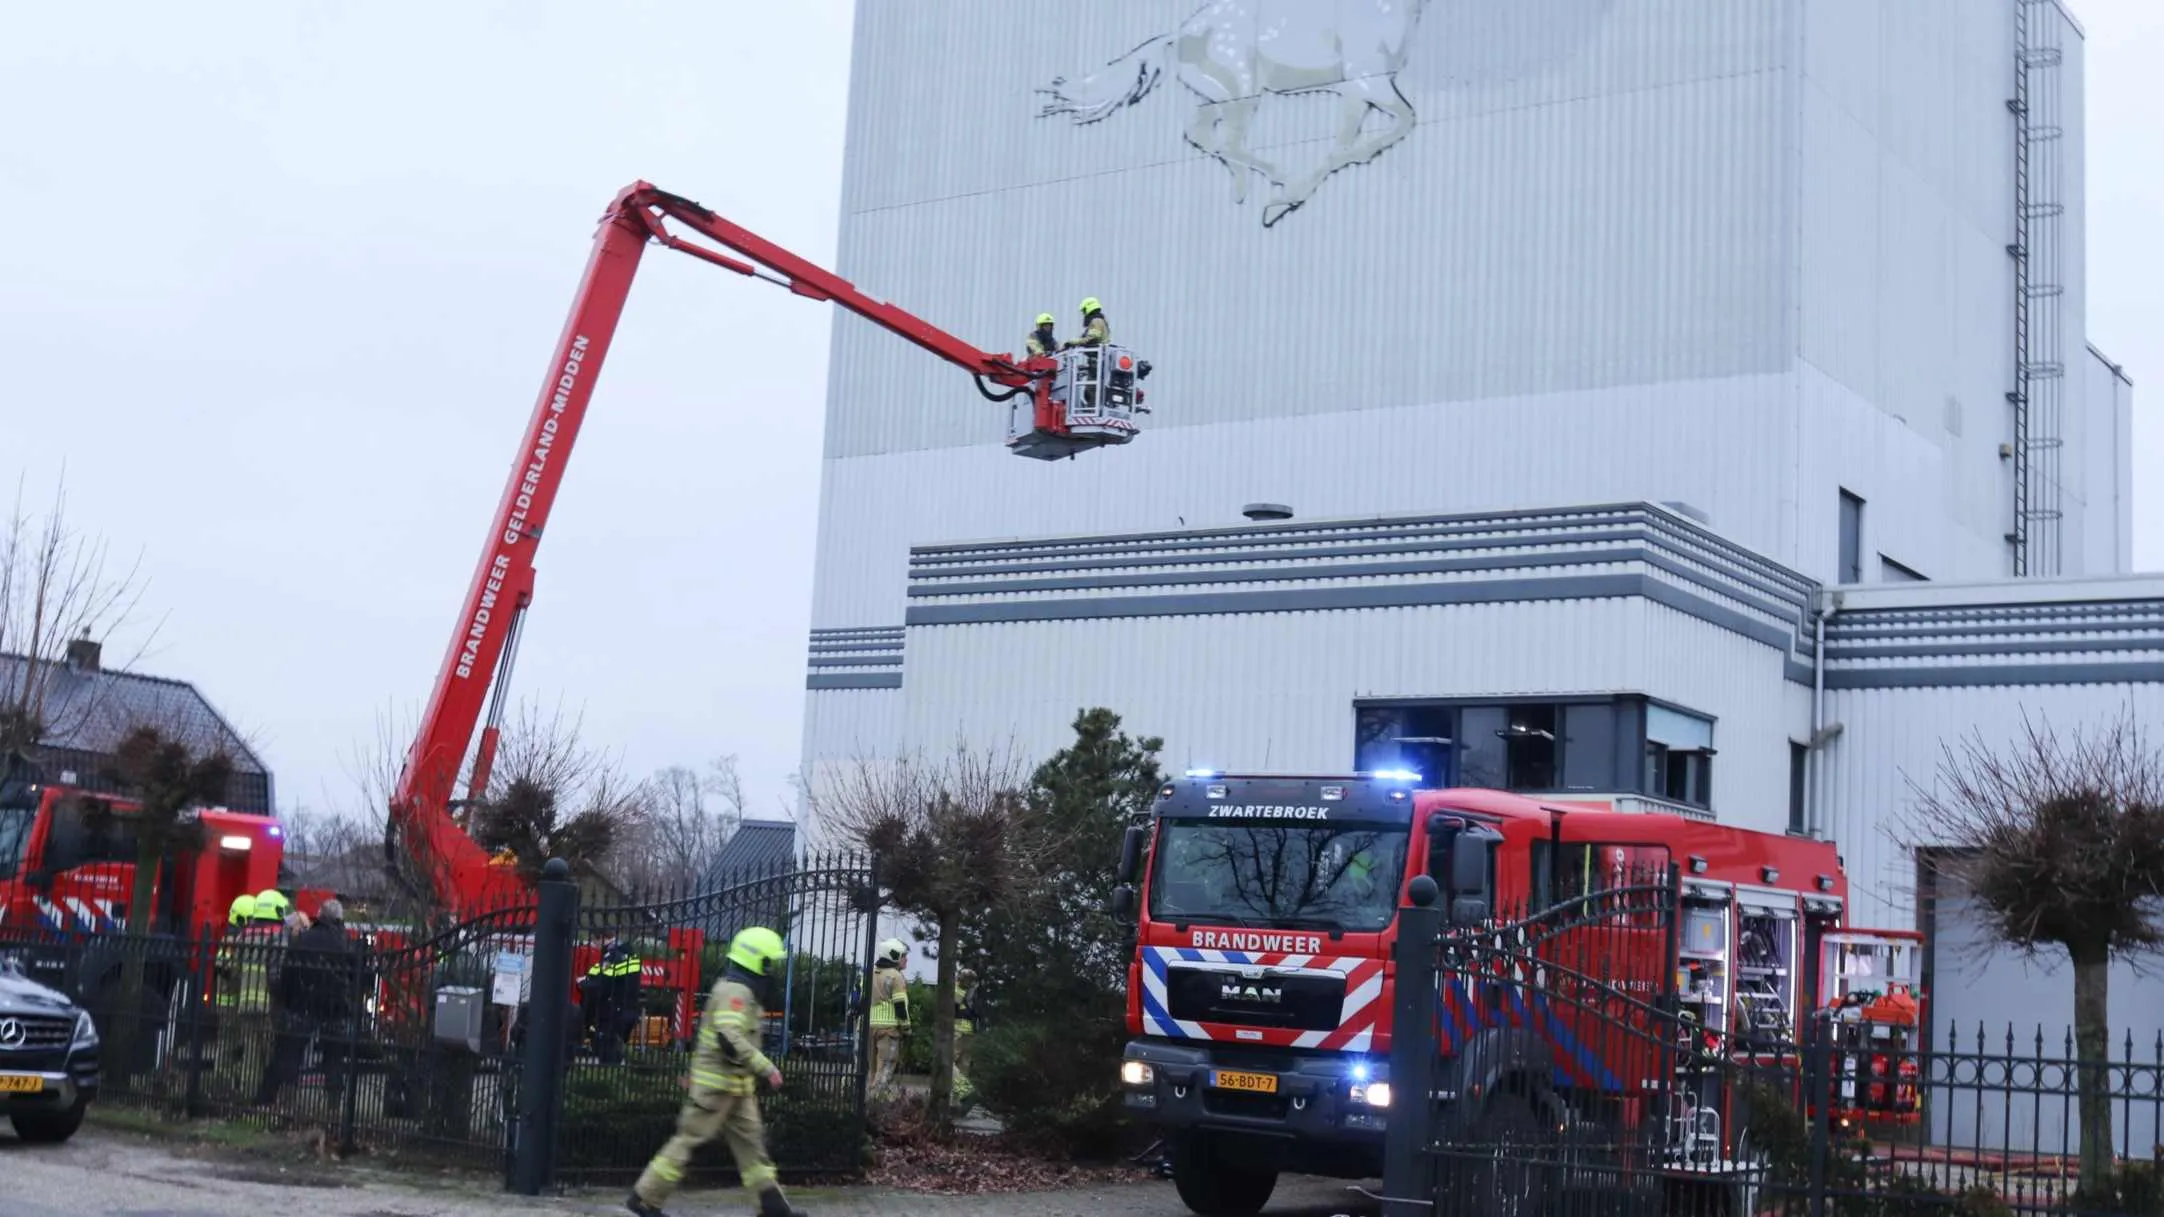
701, 819, 797, 889
0, 650, 267, 776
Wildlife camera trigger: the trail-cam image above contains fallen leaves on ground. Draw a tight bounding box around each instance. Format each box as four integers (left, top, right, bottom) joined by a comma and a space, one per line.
865, 1138, 1151, 1195
864, 1096, 1151, 1195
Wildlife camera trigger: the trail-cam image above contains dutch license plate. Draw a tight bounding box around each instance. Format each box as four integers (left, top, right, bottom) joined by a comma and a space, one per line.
0, 1074, 44, 1094
1210, 1069, 1278, 1094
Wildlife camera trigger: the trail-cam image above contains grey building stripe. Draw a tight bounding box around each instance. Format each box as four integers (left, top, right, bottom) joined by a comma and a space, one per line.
1829, 637, 2164, 662
912, 502, 1821, 602
913, 530, 1813, 625
905, 572, 1646, 625
807, 672, 903, 690
808, 642, 908, 655
1829, 618, 2164, 644
910, 515, 1650, 570
806, 656, 904, 668
1824, 662, 2164, 690
909, 546, 1642, 598
1635, 575, 1804, 658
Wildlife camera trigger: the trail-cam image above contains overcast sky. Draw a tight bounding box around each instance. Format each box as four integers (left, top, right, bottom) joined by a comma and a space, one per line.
3, 1, 2160, 828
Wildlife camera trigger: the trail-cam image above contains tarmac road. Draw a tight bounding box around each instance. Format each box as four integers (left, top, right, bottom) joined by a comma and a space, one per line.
3, 1126, 1382, 1217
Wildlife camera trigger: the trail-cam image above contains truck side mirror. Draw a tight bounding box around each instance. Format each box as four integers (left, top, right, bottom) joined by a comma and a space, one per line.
1111, 884, 1136, 919
1449, 834, 1490, 898
1117, 826, 1145, 886
1450, 895, 1490, 926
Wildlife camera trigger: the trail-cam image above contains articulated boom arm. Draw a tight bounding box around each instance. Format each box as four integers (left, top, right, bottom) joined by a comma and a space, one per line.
389, 181, 1057, 916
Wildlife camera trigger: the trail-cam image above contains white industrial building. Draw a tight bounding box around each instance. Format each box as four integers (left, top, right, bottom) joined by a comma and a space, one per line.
799, 0, 2158, 1049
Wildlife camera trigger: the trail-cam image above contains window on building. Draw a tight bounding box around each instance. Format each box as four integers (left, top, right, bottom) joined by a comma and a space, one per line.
1352, 697, 1711, 806
1838, 490, 1865, 584
1558, 703, 1620, 791
1880, 554, 1927, 582
1788, 742, 1808, 835
1645, 704, 1714, 808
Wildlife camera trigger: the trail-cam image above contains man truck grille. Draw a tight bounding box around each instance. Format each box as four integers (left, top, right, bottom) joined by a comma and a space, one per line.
1164, 966, 1346, 1031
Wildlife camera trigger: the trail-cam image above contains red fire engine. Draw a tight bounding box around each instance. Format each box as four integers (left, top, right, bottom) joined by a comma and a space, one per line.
1113, 772, 1923, 1217
0, 769, 331, 1070
387, 181, 1152, 1040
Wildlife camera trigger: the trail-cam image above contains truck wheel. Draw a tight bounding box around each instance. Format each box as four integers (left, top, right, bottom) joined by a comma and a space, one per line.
1464, 1090, 1554, 1217
12, 1099, 88, 1144
1169, 1135, 1279, 1216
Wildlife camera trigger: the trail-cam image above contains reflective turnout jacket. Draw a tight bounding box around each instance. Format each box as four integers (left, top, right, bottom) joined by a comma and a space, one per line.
690, 973, 776, 1096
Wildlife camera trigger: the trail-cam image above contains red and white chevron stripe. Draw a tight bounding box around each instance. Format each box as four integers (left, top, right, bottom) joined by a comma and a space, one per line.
1139, 946, 1387, 1052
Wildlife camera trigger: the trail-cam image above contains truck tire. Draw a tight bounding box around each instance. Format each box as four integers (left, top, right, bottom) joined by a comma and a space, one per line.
1170, 1134, 1279, 1216
12, 1099, 88, 1144
1463, 1089, 1554, 1217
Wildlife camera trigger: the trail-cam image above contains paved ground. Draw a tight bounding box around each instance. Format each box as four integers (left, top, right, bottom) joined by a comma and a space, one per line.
2, 1126, 1383, 1217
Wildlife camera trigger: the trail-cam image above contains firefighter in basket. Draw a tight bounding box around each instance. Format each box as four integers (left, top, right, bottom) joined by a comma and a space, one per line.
628, 926, 808, 1217
1025, 312, 1058, 357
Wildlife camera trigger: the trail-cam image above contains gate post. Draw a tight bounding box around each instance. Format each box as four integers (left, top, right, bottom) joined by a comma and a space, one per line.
511, 858, 579, 1196
1382, 875, 1442, 1217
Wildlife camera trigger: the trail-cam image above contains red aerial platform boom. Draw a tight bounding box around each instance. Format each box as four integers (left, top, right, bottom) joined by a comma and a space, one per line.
389, 182, 1131, 916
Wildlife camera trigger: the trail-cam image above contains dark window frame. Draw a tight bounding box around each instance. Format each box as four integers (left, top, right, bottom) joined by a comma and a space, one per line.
1838, 489, 1865, 584
1353, 695, 1714, 809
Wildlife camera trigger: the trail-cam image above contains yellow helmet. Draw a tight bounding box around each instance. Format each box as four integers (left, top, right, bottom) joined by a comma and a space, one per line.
1079, 297, 1101, 315
727, 926, 787, 976
227, 893, 258, 926
254, 889, 290, 921
1035, 312, 1055, 326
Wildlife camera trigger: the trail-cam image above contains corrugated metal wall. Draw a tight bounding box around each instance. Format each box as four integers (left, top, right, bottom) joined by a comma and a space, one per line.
808, 0, 2110, 647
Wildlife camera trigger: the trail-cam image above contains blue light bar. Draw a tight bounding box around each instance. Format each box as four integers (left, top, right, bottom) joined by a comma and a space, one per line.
1184, 768, 1218, 778
1371, 768, 1422, 783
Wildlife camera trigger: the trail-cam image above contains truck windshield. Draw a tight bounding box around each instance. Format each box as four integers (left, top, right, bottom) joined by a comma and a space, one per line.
1148, 820, 1409, 933
0, 791, 31, 878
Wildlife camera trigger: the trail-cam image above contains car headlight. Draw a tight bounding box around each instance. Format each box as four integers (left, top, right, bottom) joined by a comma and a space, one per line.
1351, 1081, 1391, 1108
1120, 1060, 1154, 1086
72, 1009, 99, 1046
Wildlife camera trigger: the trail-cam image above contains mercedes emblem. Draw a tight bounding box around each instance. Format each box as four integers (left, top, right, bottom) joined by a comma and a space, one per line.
0, 1018, 23, 1048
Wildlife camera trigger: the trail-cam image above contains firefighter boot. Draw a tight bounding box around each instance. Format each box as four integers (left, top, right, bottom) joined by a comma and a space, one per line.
625, 1193, 670, 1217
757, 1185, 808, 1217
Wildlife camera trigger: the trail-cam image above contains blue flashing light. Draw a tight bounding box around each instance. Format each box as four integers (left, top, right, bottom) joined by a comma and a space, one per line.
267, 825, 283, 839
1372, 768, 1422, 783
1350, 1061, 1370, 1082
1185, 768, 1218, 778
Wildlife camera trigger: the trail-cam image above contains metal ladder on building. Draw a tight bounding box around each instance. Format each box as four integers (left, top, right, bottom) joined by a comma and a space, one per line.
2005, 0, 2066, 577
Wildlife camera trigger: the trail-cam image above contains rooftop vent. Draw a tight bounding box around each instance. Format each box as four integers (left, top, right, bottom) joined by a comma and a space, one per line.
1659, 500, 1711, 526
1242, 502, 1293, 522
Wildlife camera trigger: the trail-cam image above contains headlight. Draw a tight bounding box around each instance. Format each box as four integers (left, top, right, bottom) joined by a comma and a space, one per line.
1352, 1081, 1391, 1108
72, 1009, 99, 1046
1120, 1060, 1154, 1086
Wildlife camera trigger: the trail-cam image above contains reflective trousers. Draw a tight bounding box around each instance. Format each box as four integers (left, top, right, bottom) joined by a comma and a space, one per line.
634, 1088, 780, 1208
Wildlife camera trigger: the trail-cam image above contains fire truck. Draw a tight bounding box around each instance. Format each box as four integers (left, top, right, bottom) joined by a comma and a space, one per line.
0, 763, 329, 1070
388, 181, 1153, 1042
1112, 771, 1923, 1217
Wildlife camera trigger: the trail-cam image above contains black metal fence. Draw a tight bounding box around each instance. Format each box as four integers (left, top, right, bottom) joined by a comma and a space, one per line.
1382, 876, 2164, 1217
0, 852, 877, 1192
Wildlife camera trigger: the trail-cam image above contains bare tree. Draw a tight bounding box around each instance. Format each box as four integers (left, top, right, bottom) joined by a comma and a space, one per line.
0, 475, 153, 759
615, 756, 744, 893
1893, 706, 2164, 1195
326, 703, 449, 924
807, 739, 1054, 1124
469, 700, 644, 881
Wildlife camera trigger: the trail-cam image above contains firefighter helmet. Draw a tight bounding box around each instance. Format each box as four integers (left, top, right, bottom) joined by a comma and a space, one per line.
227, 893, 258, 926
1035, 312, 1055, 326
1078, 297, 1101, 316
254, 889, 290, 922
727, 926, 787, 976
878, 938, 908, 965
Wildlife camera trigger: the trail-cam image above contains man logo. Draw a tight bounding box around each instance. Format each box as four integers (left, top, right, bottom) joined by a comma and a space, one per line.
0, 1018, 23, 1048
1220, 981, 1283, 1005
1037, 0, 1429, 228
